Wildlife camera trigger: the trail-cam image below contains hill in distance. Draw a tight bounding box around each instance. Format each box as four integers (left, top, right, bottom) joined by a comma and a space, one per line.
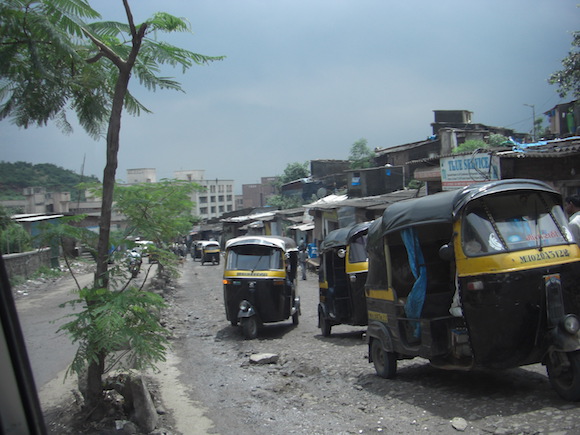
0, 161, 100, 201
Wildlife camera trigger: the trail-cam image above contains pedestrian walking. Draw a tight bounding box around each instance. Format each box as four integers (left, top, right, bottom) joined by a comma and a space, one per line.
298, 239, 308, 280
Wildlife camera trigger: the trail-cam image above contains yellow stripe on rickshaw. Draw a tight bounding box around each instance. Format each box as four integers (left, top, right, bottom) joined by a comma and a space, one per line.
366, 288, 395, 301
456, 245, 580, 277
368, 310, 388, 322
223, 270, 286, 278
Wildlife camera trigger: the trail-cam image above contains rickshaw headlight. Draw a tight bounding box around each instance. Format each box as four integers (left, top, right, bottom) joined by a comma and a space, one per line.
561, 315, 580, 335
239, 300, 251, 312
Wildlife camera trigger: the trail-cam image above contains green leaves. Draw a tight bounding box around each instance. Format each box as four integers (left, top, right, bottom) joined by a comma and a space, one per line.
549, 30, 580, 99
59, 286, 169, 376
0, 0, 224, 135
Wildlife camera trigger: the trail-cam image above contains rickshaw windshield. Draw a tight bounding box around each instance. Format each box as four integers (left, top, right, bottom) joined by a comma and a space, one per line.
225, 245, 283, 270
349, 234, 368, 263
461, 191, 570, 256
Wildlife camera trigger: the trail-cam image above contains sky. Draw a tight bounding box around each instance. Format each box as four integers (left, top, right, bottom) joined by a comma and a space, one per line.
1, 0, 578, 194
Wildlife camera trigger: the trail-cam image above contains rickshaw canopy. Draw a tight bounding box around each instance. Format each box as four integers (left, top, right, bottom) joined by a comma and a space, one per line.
320, 221, 372, 253
199, 240, 220, 248
225, 235, 298, 253
370, 179, 560, 241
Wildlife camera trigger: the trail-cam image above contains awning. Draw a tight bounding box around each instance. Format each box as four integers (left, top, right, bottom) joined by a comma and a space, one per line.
288, 223, 314, 231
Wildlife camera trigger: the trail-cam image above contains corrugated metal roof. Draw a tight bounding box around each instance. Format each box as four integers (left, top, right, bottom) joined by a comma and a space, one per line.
305, 187, 426, 211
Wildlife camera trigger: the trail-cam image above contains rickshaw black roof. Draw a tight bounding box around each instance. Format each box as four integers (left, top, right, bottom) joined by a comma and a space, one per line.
372, 179, 559, 237
320, 221, 372, 253
225, 235, 298, 252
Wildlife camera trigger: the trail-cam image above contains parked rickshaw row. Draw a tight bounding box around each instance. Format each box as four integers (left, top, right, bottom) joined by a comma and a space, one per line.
215, 179, 580, 401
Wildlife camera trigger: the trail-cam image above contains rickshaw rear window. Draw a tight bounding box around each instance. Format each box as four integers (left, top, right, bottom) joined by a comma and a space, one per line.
462, 191, 570, 256
349, 234, 368, 263
226, 245, 283, 270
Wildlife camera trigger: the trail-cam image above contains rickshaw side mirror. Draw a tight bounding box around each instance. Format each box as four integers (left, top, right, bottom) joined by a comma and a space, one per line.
439, 244, 454, 262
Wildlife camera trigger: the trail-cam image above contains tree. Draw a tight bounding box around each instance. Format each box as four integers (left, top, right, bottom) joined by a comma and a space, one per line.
549, 30, 580, 99
452, 139, 489, 154
279, 162, 310, 184
38, 180, 197, 414
487, 133, 510, 148
0, 205, 32, 254
348, 138, 374, 169
113, 180, 199, 279
1, 0, 223, 411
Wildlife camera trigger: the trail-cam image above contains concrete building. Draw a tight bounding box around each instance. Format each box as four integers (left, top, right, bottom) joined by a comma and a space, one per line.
1, 187, 70, 214
173, 170, 235, 221
126, 168, 157, 184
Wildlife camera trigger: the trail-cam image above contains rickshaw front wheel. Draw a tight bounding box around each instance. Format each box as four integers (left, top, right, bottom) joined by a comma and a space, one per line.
319, 312, 331, 337
241, 316, 258, 339
292, 310, 300, 325
547, 350, 580, 401
371, 338, 397, 379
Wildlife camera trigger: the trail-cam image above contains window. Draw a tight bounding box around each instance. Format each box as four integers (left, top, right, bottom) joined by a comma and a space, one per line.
225, 246, 283, 270
211, 196, 216, 203
227, 185, 232, 192
218, 195, 224, 202
210, 185, 216, 193
200, 207, 208, 214
211, 206, 216, 213
462, 192, 570, 256
219, 205, 224, 213
219, 185, 224, 193
199, 196, 207, 204
227, 195, 232, 201
349, 234, 368, 263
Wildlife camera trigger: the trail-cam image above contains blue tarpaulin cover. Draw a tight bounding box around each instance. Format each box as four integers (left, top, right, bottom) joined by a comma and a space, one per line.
401, 228, 427, 337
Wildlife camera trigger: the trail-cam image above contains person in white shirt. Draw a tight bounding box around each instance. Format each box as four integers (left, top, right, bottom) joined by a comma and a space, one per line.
564, 195, 580, 245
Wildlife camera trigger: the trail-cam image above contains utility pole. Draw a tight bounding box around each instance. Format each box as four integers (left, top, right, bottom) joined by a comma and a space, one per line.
524, 103, 536, 142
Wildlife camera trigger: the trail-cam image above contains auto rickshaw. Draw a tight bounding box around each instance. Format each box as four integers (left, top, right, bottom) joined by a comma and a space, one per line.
223, 235, 301, 339
190, 241, 202, 261
200, 241, 220, 265
318, 221, 371, 336
365, 179, 580, 400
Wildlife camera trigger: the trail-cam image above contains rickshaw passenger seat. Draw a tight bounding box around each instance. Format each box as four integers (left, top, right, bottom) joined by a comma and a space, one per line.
420, 291, 455, 318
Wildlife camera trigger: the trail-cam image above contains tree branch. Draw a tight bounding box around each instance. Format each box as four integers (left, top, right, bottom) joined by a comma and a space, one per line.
81, 27, 125, 69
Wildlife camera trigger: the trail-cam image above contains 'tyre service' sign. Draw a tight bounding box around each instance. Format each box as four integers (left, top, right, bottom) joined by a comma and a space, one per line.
440, 153, 500, 190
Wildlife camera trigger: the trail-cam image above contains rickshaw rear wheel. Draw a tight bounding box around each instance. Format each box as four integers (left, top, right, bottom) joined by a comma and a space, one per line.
547, 351, 580, 401
319, 312, 331, 337
371, 338, 397, 379
241, 316, 258, 339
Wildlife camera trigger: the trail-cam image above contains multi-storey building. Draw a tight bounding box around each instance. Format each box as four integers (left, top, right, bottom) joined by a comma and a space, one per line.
173, 170, 235, 221
242, 176, 278, 208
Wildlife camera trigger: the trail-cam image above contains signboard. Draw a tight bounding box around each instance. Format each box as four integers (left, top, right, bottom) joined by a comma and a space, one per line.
440, 153, 500, 190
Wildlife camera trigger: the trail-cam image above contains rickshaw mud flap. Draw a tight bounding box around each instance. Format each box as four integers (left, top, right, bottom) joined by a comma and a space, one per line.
237, 304, 257, 319
367, 321, 395, 360
546, 329, 580, 354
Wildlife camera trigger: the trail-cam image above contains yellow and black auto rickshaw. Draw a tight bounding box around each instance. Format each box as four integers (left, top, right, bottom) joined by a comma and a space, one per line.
200, 241, 220, 265
223, 235, 301, 339
365, 179, 580, 400
318, 221, 371, 336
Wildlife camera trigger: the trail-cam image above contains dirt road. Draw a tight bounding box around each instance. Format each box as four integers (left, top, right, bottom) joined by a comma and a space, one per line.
163, 256, 580, 435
